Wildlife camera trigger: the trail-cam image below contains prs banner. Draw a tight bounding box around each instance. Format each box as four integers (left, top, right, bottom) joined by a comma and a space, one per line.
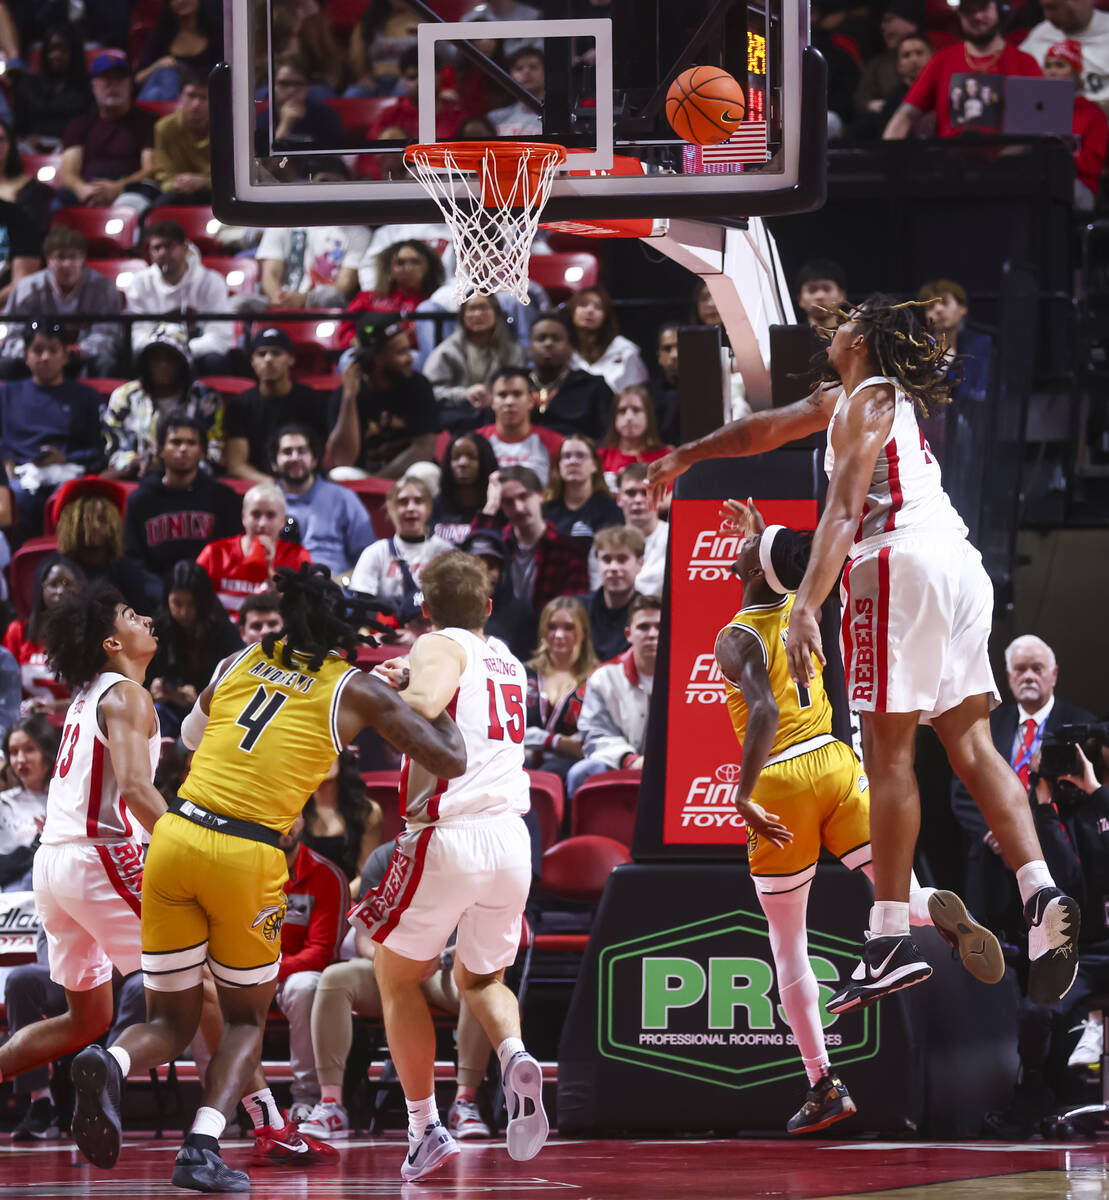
663, 497, 818, 845
0, 890, 40, 955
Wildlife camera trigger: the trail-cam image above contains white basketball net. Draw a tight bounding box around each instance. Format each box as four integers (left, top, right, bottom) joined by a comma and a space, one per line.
406, 144, 565, 305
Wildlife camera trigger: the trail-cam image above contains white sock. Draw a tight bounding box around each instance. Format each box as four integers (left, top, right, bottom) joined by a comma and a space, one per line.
496, 1036, 526, 1078
405, 1094, 438, 1140
1016, 859, 1054, 906
908, 886, 937, 928
242, 1087, 281, 1131
801, 1053, 832, 1087
868, 901, 910, 937
107, 1045, 131, 1077
190, 1106, 226, 1141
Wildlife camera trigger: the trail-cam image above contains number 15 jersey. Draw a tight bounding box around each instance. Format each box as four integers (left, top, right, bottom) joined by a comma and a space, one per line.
179, 641, 359, 834
401, 629, 529, 828
720, 593, 833, 757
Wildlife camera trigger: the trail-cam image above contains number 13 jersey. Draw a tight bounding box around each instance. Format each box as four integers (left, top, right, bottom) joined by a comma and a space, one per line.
401, 629, 529, 828
179, 641, 359, 834
720, 593, 833, 758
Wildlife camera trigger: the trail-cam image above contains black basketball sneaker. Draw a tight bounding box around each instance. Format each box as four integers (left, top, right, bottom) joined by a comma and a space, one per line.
787, 1073, 857, 1135
1025, 886, 1080, 1006
826, 934, 933, 1015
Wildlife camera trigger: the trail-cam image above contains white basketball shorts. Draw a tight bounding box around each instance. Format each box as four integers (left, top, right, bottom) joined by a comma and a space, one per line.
33, 840, 144, 991
839, 531, 1000, 721
351, 813, 532, 974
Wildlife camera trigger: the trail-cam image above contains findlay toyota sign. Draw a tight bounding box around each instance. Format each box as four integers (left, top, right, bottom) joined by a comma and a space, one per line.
596, 906, 880, 1091
663, 497, 819, 844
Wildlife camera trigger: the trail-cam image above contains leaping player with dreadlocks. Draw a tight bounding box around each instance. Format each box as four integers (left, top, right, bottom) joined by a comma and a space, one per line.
70, 564, 468, 1194
650, 294, 1080, 1017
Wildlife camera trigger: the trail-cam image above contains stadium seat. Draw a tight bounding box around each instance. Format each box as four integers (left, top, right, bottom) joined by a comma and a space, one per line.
325, 0, 371, 31
223, 477, 253, 496
153, 206, 226, 256
527, 769, 566, 852
569, 769, 640, 848
300, 374, 342, 391
52, 207, 140, 256
203, 255, 260, 296
10, 536, 59, 620
197, 375, 254, 395
85, 257, 147, 293
81, 377, 127, 396
134, 99, 177, 118
528, 252, 600, 303
22, 153, 62, 186
360, 769, 403, 843
340, 476, 394, 538
323, 96, 395, 137
238, 316, 344, 374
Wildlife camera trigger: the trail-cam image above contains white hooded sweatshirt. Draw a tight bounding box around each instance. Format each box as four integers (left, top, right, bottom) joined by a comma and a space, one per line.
126, 241, 233, 360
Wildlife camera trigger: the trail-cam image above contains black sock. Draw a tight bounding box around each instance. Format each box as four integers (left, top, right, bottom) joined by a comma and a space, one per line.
183, 1132, 220, 1155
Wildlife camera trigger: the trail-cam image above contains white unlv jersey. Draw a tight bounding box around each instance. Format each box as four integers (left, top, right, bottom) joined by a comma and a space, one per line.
401, 629, 530, 827
824, 375, 967, 554
41, 672, 160, 846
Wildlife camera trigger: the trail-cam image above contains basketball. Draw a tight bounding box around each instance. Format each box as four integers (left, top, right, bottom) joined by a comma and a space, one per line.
665, 66, 746, 145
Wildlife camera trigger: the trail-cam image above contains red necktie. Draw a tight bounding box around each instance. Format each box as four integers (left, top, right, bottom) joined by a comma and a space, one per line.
1015, 718, 1037, 789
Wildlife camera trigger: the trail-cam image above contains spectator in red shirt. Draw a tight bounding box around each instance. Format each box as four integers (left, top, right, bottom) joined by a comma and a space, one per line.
2, 554, 82, 708
275, 815, 351, 1120
477, 368, 563, 486
598, 385, 672, 488
883, 0, 1041, 139
196, 481, 312, 617
1041, 38, 1109, 210
340, 240, 445, 349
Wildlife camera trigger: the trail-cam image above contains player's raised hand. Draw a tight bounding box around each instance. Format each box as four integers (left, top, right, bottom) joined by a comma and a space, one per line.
785, 606, 825, 688
647, 447, 690, 507
735, 799, 793, 848
720, 497, 766, 537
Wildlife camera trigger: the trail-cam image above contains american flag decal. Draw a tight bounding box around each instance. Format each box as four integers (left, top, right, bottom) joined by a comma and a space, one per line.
682, 122, 770, 173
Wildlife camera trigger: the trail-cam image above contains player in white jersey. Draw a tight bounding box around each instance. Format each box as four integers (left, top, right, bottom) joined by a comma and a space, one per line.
648, 294, 1080, 1014
0, 581, 165, 1095
351, 549, 546, 1183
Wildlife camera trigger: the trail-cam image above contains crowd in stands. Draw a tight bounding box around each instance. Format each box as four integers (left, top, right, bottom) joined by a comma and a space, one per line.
0, 0, 1106, 1144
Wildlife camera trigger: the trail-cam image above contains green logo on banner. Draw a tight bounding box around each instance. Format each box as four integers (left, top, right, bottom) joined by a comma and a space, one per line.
597, 907, 880, 1091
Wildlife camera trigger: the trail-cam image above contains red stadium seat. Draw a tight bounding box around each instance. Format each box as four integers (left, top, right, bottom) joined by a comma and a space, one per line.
22, 153, 62, 187
539, 834, 630, 902
153, 206, 226, 256
528, 252, 600, 303
340, 476, 394, 538
323, 96, 395, 136
569, 769, 640, 848
325, 0, 371, 31
134, 100, 178, 118
85, 258, 147, 293
203, 256, 260, 296
258, 316, 345, 373
360, 769, 403, 843
301, 374, 342, 391
223, 477, 254, 496
197, 375, 254, 395
52, 208, 140, 256
10, 536, 59, 621
527, 769, 566, 852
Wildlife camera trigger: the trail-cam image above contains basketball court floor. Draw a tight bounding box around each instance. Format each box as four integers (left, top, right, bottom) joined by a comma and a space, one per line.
1, 1134, 1105, 1198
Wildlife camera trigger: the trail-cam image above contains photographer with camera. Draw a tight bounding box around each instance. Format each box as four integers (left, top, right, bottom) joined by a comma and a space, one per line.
951, 634, 1109, 1137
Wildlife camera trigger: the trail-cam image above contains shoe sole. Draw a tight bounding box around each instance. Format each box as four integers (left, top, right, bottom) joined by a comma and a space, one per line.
70, 1050, 121, 1169
505, 1055, 549, 1162
399, 1138, 460, 1183
826, 962, 933, 1015
297, 1127, 349, 1141
1028, 896, 1081, 1006
929, 890, 1005, 985
787, 1096, 858, 1136
172, 1163, 251, 1193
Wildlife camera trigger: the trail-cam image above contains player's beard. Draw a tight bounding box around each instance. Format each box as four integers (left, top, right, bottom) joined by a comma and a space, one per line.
966, 21, 1000, 47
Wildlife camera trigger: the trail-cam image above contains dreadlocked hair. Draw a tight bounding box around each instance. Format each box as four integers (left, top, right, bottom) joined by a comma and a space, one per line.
845, 293, 957, 416
263, 563, 393, 671
42, 578, 128, 691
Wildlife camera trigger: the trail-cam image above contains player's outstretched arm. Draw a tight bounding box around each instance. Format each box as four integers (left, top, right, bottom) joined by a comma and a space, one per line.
715, 626, 792, 848
180, 649, 246, 750
100, 680, 168, 835
341, 670, 467, 779
391, 633, 467, 721
647, 382, 840, 504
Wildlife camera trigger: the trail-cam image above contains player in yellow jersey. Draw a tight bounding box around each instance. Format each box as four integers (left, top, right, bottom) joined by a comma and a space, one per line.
71, 565, 467, 1194
715, 500, 1003, 1135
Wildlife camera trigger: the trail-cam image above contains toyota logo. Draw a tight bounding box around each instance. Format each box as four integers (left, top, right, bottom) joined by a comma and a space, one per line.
714, 763, 742, 783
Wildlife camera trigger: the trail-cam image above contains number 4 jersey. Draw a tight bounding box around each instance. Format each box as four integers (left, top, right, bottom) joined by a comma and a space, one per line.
401, 629, 529, 827
720, 593, 834, 758
179, 641, 359, 834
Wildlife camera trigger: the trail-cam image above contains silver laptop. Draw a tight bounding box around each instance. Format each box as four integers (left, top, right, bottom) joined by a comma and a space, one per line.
1003, 77, 1075, 136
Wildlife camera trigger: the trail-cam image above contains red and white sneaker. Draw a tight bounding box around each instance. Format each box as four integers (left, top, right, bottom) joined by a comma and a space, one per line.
253, 1122, 340, 1165
298, 1100, 350, 1140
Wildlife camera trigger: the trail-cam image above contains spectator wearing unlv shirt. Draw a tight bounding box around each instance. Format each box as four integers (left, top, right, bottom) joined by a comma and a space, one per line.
478, 368, 563, 487
883, 0, 1041, 139
123, 411, 242, 584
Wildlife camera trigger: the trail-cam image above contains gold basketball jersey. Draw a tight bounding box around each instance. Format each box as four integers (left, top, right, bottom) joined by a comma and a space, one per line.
722, 594, 832, 757
179, 642, 359, 833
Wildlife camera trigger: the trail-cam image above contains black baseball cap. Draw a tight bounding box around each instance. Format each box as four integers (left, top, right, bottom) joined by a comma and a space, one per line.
251, 327, 293, 353
462, 530, 506, 562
